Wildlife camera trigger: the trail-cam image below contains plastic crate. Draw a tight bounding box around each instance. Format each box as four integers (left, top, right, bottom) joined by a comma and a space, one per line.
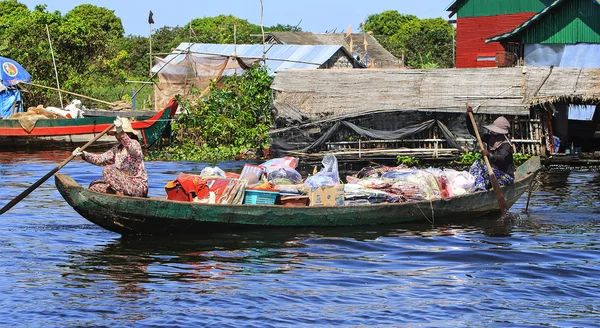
280, 195, 309, 207
243, 189, 279, 205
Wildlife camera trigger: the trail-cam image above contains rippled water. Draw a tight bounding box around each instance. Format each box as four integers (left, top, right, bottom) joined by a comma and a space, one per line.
0, 151, 599, 327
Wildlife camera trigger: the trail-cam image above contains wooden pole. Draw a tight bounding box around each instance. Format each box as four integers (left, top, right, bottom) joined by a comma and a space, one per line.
149, 22, 153, 77
0, 124, 115, 215
466, 104, 509, 213
26, 82, 114, 106
259, 0, 266, 61
46, 24, 64, 108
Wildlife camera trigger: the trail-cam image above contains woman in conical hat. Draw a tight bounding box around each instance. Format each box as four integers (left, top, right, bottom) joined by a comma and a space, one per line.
72, 117, 148, 197
466, 109, 515, 191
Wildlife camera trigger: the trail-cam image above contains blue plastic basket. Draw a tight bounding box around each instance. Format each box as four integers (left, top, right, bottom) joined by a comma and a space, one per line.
243, 189, 279, 205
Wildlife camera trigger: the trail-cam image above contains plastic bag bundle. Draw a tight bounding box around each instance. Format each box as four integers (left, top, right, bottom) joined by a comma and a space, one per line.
424, 168, 452, 198
400, 171, 440, 200
444, 169, 476, 195
419, 171, 442, 199
381, 169, 415, 182
240, 164, 265, 184
305, 154, 340, 187
200, 166, 226, 179
261, 157, 299, 173
357, 178, 390, 189
267, 167, 303, 185
344, 184, 395, 204
389, 180, 426, 201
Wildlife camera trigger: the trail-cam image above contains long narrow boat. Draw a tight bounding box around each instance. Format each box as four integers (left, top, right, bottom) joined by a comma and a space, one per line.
55, 157, 541, 236
0, 99, 178, 150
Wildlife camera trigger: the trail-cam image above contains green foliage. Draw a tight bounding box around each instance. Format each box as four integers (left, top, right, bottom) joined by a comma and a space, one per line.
151, 25, 187, 53
146, 143, 244, 163
0, 2, 127, 107
409, 52, 441, 70
363, 10, 417, 36
186, 15, 262, 44
513, 152, 532, 166
265, 24, 303, 32
396, 155, 420, 167
393, 18, 454, 69
453, 151, 482, 165
453, 152, 531, 166
152, 64, 274, 161
115, 35, 151, 78
364, 11, 455, 68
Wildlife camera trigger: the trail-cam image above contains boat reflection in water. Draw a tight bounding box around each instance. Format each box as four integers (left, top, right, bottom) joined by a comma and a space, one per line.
65, 215, 518, 292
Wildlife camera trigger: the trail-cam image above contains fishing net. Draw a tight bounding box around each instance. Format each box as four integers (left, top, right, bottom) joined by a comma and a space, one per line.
269, 108, 470, 155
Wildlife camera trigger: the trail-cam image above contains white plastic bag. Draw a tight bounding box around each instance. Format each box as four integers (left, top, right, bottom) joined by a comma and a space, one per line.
200, 166, 226, 179
305, 154, 340, 187
444, 169, 476, 193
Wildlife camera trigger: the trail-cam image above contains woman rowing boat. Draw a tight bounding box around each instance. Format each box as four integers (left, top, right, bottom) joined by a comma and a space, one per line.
466, 107, 515, 190
72, 117, 148, 197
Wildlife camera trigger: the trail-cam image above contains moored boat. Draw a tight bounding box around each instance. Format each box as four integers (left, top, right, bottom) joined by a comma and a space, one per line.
55, 157, 541, 236
0, 99, 178, 150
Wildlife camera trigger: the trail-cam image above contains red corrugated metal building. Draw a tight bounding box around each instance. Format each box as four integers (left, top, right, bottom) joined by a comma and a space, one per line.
446, 0, 552, 68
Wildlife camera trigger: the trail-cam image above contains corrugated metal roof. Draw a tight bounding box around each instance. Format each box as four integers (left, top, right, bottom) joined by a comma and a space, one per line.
151, 43, 350, 76
446, 0, 461, 16
452, 0, 550, 18
267, 32, 400, 68
486, 0, 600, 43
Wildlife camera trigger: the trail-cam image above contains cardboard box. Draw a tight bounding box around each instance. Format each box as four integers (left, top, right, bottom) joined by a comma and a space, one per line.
308, 185, 345, 206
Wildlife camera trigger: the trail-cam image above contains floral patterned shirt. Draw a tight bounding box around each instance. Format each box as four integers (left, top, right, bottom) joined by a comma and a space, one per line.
82, 134, 148, 187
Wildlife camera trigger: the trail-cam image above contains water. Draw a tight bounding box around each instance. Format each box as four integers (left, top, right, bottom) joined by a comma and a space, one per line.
0, 151, 599, 327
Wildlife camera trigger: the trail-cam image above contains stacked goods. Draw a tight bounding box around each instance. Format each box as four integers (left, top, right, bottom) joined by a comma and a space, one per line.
343, 166, 475, 204
164, 155, 477, 207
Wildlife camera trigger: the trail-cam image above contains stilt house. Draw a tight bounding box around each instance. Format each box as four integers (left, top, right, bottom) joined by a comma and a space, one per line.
269, 67, 600, 162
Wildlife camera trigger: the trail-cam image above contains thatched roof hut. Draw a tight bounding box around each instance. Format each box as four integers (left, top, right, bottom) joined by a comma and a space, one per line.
269, 67, 600, 160
272, 66, 600, 123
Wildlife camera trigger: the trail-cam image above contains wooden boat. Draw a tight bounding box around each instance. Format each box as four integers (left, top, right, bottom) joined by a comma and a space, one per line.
55, 157, 541, 236
0, 99, 178, 150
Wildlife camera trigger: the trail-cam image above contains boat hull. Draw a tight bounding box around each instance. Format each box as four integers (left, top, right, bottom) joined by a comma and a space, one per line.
55, 168, 538, 235
0, 100, 177, 150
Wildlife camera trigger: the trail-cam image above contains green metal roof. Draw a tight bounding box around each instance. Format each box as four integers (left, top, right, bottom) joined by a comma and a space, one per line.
486, 0, 600, 43
445, 0, 463, 17
446, 0, 553, 18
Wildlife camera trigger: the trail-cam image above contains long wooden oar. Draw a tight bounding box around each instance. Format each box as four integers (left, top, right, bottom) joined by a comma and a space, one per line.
466, 105, 509, 213
0, 124, 115, 215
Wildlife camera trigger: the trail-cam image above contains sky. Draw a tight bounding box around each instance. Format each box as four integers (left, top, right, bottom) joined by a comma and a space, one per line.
19, 0, 454, 37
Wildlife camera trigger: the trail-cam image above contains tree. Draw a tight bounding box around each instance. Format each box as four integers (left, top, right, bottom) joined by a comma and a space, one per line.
265, 24, 303, 32
116, 35, 151, 78
362, 10, 417, 36
0, 2, 129, 106
0, 3, 64, 105
186, 15, 262, 44
362, 10, 454, 68
391, 18, 454, 68
152, 26, 187, 53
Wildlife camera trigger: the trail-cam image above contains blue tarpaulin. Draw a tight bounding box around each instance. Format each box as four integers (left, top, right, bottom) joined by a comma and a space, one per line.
524, 44, 600, 68
0, 88, 22, 118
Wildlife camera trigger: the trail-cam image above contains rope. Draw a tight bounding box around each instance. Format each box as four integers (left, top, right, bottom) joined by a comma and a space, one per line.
473, 84, 521, 113
415, 199, 435, 226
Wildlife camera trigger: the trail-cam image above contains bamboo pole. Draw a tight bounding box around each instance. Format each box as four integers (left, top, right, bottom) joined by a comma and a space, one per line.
149, 18, 153, 78
46, 24, 64, 108
26, 82, 114, 106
